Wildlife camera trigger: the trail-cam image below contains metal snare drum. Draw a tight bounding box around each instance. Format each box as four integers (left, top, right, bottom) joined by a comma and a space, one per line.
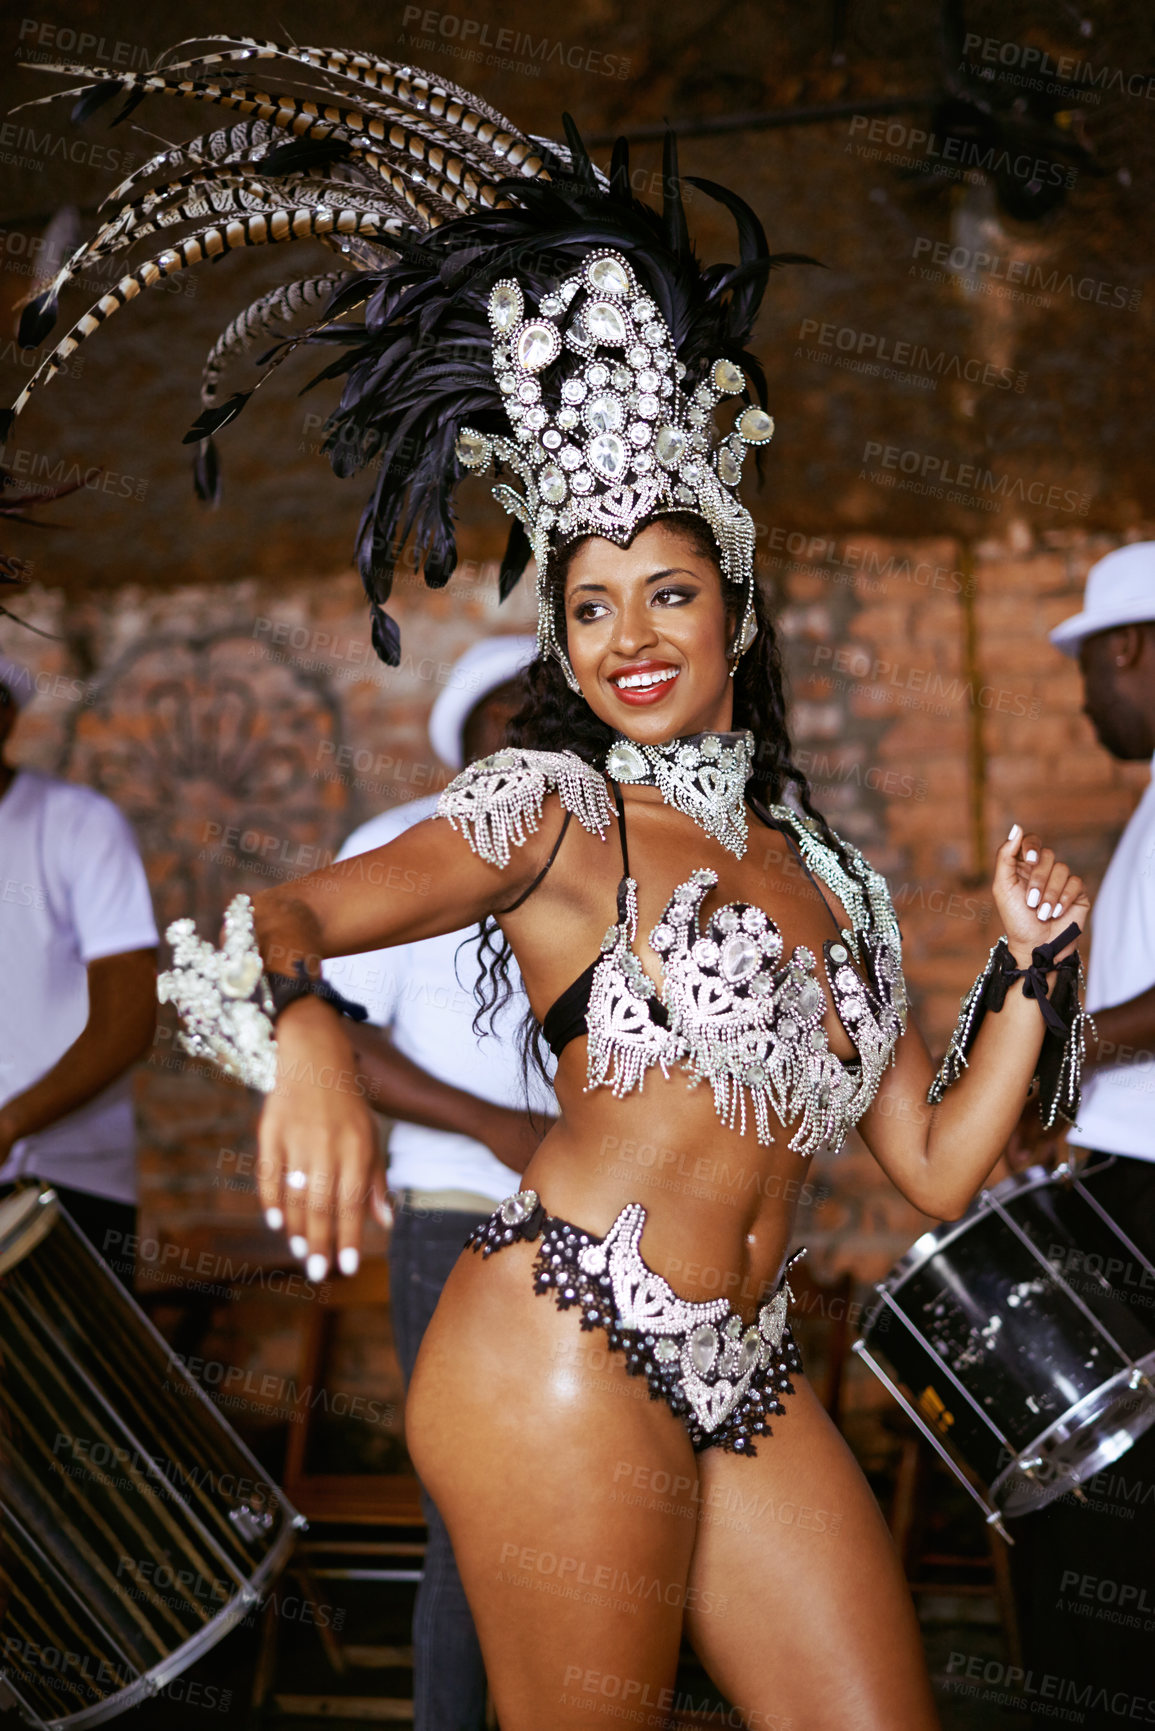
854, 1162, 1155, 1534
0, 1186, 301, 1727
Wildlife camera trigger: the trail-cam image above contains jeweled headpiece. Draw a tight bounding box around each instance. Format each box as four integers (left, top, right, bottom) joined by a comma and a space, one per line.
454, 249, 772, 687
4, 40, 810, 681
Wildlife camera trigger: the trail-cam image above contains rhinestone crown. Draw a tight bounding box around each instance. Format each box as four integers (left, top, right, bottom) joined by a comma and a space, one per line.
454, 249, 772, 688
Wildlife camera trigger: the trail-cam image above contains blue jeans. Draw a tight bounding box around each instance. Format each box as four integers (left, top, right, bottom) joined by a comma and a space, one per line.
391, 1200, 491, 1731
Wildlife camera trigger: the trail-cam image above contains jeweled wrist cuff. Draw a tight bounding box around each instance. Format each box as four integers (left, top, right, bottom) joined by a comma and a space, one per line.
158, 894, 368, 1094
928, 924, 1089, 1129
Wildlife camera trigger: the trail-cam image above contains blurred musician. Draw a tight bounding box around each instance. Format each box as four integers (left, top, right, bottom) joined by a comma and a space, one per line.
0, 653, 158, 1278
1008, 547, 1155, 1712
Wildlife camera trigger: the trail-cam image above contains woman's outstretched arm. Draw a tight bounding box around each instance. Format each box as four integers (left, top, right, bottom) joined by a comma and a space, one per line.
857, 825, 1090, 1220
248, 804, 566, 1278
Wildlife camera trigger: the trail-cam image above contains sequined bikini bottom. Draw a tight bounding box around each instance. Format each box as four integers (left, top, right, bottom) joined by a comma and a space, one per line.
467, 1190, 804, 1456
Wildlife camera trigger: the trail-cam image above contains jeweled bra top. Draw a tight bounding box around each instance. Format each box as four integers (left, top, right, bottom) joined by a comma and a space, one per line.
437, 732, 908, 1158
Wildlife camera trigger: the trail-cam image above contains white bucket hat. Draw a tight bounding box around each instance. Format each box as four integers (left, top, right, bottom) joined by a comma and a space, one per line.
428, 635, 539, 770
1050, 543, 1155, 657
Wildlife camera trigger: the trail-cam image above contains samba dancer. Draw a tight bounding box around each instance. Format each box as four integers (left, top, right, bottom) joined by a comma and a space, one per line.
7, 41, 1092, 1726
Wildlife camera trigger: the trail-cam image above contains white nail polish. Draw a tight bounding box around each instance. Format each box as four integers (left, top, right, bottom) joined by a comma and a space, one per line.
306, 1253, 329, 1283
1039, 902, 1051, 921
265, 1207, 284, 1232
338, 1247, 360, 1277
1025, 850, 1039, 863
1027, 887, 1041, 908
289, 1235, 308, 1259
1053, 904, 1063, 920
1007, 823, 1021, 842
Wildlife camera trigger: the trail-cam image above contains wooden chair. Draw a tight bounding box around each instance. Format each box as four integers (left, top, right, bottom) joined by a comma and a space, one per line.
246, 1257, 428, 1722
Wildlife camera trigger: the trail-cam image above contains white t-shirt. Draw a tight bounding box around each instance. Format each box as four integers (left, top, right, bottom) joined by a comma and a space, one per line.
324, 795, 554, 1201
0, 771, 159, 1202
1068, 751, 1155, 1162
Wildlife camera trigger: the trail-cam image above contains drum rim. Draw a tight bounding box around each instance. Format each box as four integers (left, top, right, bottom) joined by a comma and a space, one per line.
0, 1183, 58, 1276
6, 1510, 300, 1730
991, 1349, 1155, 1517
871, 1163, 1076, 1302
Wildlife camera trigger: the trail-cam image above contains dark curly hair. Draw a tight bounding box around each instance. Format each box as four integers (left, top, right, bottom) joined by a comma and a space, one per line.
470, 513, 863, 1094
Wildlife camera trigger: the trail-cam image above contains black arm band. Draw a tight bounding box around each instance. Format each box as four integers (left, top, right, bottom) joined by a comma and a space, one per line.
265, 960, 369, 1025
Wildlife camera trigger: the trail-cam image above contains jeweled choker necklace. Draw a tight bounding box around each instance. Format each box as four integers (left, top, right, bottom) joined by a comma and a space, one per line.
605, 730, 755, 858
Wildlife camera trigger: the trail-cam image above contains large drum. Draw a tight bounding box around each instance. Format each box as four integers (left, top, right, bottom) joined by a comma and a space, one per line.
0, 1186, 301, 1727
855, 1162, 1155, 1533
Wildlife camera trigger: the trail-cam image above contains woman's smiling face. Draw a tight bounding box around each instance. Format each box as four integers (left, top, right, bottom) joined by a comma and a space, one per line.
562, 521, 735, 744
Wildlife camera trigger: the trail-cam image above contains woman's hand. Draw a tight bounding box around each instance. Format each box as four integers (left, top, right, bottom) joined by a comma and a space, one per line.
992, 823, 1091, 965
256, 997, 380, 1281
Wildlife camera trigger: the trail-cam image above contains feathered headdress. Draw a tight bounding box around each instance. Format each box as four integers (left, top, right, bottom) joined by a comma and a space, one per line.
3, 37, 809, 680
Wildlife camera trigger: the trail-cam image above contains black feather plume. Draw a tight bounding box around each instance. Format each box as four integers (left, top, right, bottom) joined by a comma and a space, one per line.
308, 122, 799, 636
182, 391, 252, 443
69, 79, 123, 126
193, 436, 221, 505
17, 289, 59, 350
498, 519, 532, 601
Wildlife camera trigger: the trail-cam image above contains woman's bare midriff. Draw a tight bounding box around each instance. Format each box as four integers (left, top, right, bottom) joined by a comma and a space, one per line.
518, 1059, 820, 1319
478, 784, 859, 1318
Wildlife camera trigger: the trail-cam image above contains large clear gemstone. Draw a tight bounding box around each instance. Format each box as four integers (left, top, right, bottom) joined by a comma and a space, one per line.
585, 300, 628, 345
713, 358, 744, 393
454, 429, 489, 469
562, 378, 587, 403
539, 464, 566, 503
586, 393, 623, 434
720, 933, 759, 982
557, 408, 580, 430
739, 1330, 761, 1372
517, 321, 559, 371
655, 425, 686, 468
542, 429, 562, 449
795, 979, 823, 1019
627, 345, 650, 368
571, 469, 594, 493
689, 1323, 718, 1376
559, 444, 583, 471
628, 421, 651, 446
499, 1188, 539, 1225
738, 405, 775, 442
606, 740, 647, 781
489, 281, 523, 332
638, 369, 660, 391
829, 942, 849, 964
588, 432, 627, 477
587, 255, 632, 298
517, 379, 540, 403
717, 446, 742, 486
